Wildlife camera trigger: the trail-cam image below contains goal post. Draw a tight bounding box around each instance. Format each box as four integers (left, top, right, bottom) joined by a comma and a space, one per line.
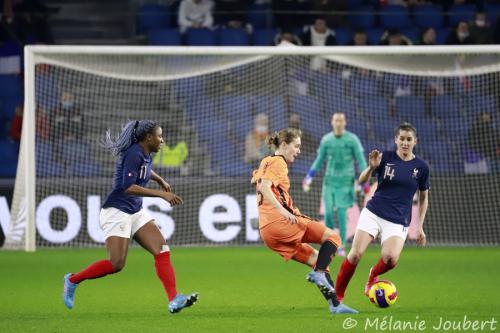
4, 45, 500, 251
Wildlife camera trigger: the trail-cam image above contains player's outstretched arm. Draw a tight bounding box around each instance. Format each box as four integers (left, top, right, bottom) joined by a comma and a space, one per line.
359, 150, 382, 183
151, 170, 171, 192
260, 179, 297, 224
302, 141, 326, 192
416, 190, 429, 247
125, 184, 183, 206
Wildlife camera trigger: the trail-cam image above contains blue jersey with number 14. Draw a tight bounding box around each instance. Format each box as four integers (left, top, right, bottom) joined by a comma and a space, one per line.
366, 150, 430, 227
102, 143, 152, 214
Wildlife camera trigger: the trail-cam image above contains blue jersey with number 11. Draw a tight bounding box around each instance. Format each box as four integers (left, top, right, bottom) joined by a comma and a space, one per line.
102, 143, 152, 214
366, 150, 430, 227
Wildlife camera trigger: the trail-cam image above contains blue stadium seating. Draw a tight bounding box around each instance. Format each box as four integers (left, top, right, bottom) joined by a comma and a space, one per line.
485, 4, 500, 24
447, 4, 477, 26
395, 96, 425, 122
412, 118, 439, 140
0, 75, 22, 99
217, 28, 250, 46
175, 76, 205, 101
253, 29, 279, 46
311, 72, 344, 100
350, 76, 378, 97
290, 95, 328, 140
379, 5, 411, 29
372, 118, 396, 141
414, 5, 444, 29
348, 118, 369, 141
401, 27, 419, 43
431, 95, 459, 120
365, 28, 384, 45
325, 96, 357, 119
435, 28, 450, 44
185, 28, 216, 46
0, 139, 18, 177
360, 96, 389, 120
253, 96, 287, 131
247, 3, 273, 29
0, 97, 21, 120
464, 94, 496, 119
348, 6, 375, 29
335, 27, 354, 45
137, 4, 170, 33
148, 29, 181, 45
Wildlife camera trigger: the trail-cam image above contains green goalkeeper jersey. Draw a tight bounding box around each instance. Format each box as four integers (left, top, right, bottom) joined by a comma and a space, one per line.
310, 131, 367, 186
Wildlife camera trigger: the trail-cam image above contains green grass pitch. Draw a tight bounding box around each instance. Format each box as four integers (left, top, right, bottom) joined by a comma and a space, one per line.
1, 247, 499, 333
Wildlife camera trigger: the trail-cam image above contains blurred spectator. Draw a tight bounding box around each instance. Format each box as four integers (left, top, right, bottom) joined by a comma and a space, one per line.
274, 30, 302, 45
300, 17, 336, 46
244, 113, 269, 164
446, 22, 475, 45
468, 112, 499, 160
350, 30, 368, 46
379, 29, 412, 45
310, 0, 347, 28
288, 113, 318, 157
419, 27, 436, 45
9, 105, 23, 142
469, 12, 493, 44
272, 0, 310, 31
9, 104, 50, 143
215, 0, 250, 30
178, 0, 214, 33
51, 91, 83, 142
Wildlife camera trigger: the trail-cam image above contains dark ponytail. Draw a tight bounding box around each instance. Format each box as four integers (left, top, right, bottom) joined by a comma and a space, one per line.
267, 128, 302, 150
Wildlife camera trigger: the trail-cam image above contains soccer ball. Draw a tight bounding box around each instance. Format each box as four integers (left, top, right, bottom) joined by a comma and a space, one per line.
368, 280, 398, 308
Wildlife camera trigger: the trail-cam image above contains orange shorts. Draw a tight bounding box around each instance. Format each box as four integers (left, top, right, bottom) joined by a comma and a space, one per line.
260, 216, 336, 262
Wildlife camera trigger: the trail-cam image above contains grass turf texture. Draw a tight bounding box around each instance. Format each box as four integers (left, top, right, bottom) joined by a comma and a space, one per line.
1, 247, 499, 333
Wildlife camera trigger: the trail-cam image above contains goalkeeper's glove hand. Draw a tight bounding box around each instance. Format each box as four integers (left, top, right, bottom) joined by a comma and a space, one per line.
302, 176, 313, 192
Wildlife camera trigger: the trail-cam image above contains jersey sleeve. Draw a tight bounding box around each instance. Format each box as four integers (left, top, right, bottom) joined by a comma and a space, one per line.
352, 135, 367, 171
121, 150, 143, 189
310, 137, 327, 173
418, 163, 431, 191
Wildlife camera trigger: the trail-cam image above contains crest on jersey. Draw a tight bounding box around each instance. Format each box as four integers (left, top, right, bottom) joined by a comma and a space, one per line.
412, 168, 419, 179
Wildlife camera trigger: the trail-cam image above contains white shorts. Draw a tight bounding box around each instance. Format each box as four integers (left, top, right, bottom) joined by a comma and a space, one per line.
356, 208, 409, 243
99, 207, 153, 240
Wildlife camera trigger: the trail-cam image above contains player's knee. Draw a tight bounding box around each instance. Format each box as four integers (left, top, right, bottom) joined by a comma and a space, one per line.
381, 252, 399, 267
110, 257, 126, 272
347, 250, 363, 264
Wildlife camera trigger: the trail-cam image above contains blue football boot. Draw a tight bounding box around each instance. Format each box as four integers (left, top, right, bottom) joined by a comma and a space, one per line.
63, 273, 78, 310
168, 293, 199, 314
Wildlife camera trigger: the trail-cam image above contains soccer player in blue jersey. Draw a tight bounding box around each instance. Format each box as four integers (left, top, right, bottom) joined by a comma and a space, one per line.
334, 122, 430, 303
62, 120, 198, 313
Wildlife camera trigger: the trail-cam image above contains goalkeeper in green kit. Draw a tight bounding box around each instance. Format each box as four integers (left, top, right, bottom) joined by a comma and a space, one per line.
302, 113, 367, 257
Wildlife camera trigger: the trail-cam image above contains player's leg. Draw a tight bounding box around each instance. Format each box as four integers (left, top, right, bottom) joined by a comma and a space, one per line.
335, 208, 378, 302
63, 236, 127, 309
322, 184, 335, 229
336, 207, 348, 256
365, 233, 406, 296
133, 220, 198, 314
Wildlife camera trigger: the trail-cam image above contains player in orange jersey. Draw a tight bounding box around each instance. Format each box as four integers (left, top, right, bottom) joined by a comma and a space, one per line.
251, 128, 357, 315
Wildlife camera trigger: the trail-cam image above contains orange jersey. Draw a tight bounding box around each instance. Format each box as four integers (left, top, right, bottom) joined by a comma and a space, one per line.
251, 155, 301, 227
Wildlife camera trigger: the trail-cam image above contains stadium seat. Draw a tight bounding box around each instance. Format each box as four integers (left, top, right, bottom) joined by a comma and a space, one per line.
334, 27, 354, 45
395, 96, 425, 122
435, 28, 450, 44
148, 29, 181, 45
400, 27, 419, 44
253, 29, 279, 46
348, 6, 375, 29
447, 4, 477, 27
484, 4, 500, 25
72, 163, 101, 177
219, 160, 252, 176
217, 28, 250, 46
379, 5, 411, 29
324, 96, 357, 119
431, 95, 459, 120
0, 75, 22, 98
310, 72, 344, 100
372, 120, 395, 141
253, 96, 287, 131
365, 28, 385, 45
347, 118, 369, 141
175, 77, 205, 102
412, 118, 439, 140
360, 96, 389, 120
290, 95, 328, 140
350, 75, 378, 97
0, 96, 21, 120
185, 28, 216, 46
137, 4, 170, 33
464, 95, 496, 119
0, 139, 18, 177
413, 5, 444, 29
247, 3, 273, 29
62, 143, 92, 163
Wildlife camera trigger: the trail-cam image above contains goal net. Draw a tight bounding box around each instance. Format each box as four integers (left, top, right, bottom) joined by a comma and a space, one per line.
4, 45, 500, 251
